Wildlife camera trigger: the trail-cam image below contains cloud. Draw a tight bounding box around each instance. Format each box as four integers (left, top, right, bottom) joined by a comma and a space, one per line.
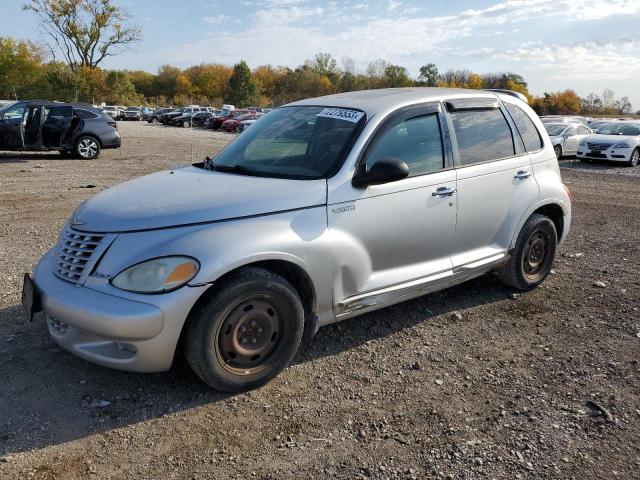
203, 15, 230, 25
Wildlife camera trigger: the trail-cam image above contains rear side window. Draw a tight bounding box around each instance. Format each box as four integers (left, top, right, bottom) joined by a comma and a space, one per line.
75, 109, 99, 119
48, 106, 73, 119
505, 104, 543, 152
578, 126, 590, 135
450, 109, 514, 165
366, 114, 444, 176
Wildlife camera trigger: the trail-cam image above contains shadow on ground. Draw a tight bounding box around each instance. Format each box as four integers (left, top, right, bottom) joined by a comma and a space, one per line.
0, 274, 510, 455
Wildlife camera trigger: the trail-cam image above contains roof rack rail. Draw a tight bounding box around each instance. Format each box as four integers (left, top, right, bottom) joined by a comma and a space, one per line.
484, 89, 528, 104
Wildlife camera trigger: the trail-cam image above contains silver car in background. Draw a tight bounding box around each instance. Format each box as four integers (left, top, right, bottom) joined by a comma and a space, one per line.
544, 122, 592, 158
24, 88, 572, 392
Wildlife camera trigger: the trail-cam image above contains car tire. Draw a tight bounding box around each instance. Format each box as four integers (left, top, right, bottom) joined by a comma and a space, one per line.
553, 145, 562, 159
184, 267, 305, 392
151, 118, 159, 125
183, 120, 190, 128
75, 136, 101, 160
627, 148, 639, 167
497, 213, 558, 291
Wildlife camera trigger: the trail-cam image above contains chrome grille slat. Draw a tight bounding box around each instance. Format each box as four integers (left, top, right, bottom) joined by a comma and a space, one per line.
53, 226, 114, 284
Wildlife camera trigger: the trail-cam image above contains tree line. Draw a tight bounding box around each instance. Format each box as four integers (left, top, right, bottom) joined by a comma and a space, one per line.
0, 37, 635, 116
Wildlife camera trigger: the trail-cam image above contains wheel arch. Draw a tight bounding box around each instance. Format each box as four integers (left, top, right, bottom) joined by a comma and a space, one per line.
510, 199, 569, 249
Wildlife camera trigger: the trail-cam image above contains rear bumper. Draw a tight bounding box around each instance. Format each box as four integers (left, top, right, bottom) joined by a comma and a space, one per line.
101, 130, 121, 149
32, 250, 206, 372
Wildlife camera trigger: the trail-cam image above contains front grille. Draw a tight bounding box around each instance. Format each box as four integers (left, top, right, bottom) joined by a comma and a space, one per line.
54, 227, 115, 284
587, 142, 612, 151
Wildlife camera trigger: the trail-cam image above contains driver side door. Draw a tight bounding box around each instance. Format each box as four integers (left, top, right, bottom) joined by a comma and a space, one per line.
0, 102, 27, 149
327, 103, 457, 319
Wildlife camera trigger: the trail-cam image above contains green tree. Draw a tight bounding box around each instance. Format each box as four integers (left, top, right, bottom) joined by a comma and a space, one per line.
23, 0, 142, 72
0, 37, 46, 98
226, 60, 256, 106
105, 69, 138, 104
383, 65, 411, 88
418, 63, 438, 87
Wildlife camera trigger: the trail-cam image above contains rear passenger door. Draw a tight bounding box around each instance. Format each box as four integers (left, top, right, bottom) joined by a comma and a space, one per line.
445, 97, 539, 269
42, 105, 73, 148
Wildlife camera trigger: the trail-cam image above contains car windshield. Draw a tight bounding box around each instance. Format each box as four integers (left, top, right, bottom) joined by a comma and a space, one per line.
544, 125, 566, 136
210, 106, 365, 179
597, 123, 640, 136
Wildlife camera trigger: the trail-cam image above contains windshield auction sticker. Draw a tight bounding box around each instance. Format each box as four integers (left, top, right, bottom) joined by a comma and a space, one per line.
317, 108, 364, 123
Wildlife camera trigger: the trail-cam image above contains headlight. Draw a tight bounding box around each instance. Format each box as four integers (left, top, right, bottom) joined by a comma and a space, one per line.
111, 256, 199, 293
613, 142, 630, 149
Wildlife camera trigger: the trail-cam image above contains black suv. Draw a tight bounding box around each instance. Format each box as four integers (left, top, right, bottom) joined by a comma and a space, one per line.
146, 108, 172, 124
0, 100, 121, 159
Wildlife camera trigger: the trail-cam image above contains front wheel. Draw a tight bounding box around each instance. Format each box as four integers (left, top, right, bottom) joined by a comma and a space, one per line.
75, 136, 101, 160
183, 120, 190, 128
184, 267, 305, 392
497, 213, 557, 291
627, 148, 639, 167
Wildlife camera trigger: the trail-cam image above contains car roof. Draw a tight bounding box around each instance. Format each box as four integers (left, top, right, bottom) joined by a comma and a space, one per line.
545, 122, 584, 127
287, 87, 511, 117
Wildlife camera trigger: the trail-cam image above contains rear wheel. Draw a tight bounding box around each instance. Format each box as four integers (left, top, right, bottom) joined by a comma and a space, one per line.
184, 267, 304, 392
183, 120, 190, 128
151, 118, 159, 125
75, 136, 100, 160
498, 213, 557, 291
554, 145, 562, 159
627, 148, 639, 167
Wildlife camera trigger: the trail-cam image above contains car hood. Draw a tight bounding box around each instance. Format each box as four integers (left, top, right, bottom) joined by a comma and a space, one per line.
583, 134, 640, 144
72, 166, 327, 233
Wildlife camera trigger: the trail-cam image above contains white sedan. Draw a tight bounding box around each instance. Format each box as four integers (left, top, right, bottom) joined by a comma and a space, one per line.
576, 121, 640, 167
544, 122, 592, 158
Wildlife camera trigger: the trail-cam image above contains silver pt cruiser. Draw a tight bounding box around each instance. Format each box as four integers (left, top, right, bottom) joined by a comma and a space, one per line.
24, 88, 572, 392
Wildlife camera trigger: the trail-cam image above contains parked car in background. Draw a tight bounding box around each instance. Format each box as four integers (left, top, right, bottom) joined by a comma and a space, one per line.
141, 107, 154, 121
102, 105, 123, 120
540, 115, 589, 125
191, 111, 215, 127
161, 108, 185, 124
221, 113, 260, 133
205, 110, 248, 130
543, 122, 592, 158
24, 88, 571, 392
237, 119, 257, 133
0, 100, 120, 159
587, 120, 614, 131
222, 104, 235, 111
576, 121, 640, 166
123, 106, 142, 121
147, 108, 172, 124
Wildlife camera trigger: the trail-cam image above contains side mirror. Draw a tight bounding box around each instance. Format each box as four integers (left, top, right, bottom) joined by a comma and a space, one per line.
352, 157, 409, 188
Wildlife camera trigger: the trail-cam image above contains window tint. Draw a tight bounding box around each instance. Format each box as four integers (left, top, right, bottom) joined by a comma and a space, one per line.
48, 106, 72, 119
366, 114, 444, 176
505, 103, 543, 152
75, 109, 99, 119
450, 109, 514, 165
1, 103, 26, 120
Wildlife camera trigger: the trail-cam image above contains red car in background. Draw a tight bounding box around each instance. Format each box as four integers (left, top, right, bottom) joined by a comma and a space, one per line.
204, 110, 249, 130
221, 113, 260, 133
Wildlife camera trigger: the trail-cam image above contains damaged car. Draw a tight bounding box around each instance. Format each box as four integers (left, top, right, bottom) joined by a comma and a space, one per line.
24, 88, 571, 392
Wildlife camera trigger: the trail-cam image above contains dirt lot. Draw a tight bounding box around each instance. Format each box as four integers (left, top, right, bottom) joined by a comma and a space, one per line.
1, 122, 639, 479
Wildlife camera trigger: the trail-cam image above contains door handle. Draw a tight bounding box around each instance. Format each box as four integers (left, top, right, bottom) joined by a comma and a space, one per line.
514, 170, 531, 179
432, 186, 456, 197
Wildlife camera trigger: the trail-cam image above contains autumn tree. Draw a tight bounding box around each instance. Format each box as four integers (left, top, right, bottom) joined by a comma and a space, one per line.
418, 63, 438, 87
0, 37, 46, 98
23, 0, 141, 72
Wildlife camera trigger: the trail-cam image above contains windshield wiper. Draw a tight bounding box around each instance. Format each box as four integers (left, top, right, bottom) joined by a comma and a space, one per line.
211, 164, 261, 176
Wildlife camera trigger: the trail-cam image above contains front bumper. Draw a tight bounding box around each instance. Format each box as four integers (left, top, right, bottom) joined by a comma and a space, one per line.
576, 147, 631, 162
32, 250, 206, 372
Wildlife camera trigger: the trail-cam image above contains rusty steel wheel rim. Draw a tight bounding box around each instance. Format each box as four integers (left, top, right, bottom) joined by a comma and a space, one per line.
216, 297, 283, 375
522, 229, 549, 281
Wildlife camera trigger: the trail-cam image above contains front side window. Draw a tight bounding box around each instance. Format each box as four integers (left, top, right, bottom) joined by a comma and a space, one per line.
1, 102, 26, 120
211, 106, 364, 179
566, 127, 578, 136
450, 109, 515, 165
578, 126, 590, 135
365, 114, 444, 176
505, 103, 543, 152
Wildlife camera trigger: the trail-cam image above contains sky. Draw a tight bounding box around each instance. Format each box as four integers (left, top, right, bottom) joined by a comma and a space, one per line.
3, 0, 640, 109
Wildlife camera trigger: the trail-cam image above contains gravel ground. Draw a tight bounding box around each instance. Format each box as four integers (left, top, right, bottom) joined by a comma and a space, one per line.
1, 122, 639, 479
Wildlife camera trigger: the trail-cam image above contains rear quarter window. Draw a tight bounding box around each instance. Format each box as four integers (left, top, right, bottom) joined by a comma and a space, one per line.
75, 109, 99, 120
450, 108, 515, 165
505, 103, 543, 152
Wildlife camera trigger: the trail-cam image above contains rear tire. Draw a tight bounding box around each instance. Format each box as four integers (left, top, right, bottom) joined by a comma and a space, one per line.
75, 136, 101, 160
183, 120, 190, 128
627, 148, 639, 167
498, 214, 557, 291
554, 145, 562, 159
151, 118, 159, 125
184, 267, 304, 392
